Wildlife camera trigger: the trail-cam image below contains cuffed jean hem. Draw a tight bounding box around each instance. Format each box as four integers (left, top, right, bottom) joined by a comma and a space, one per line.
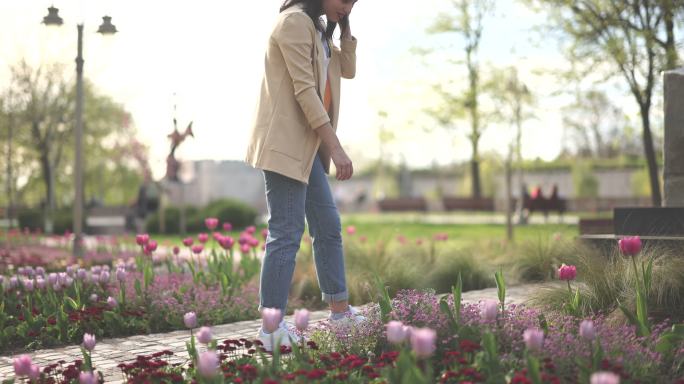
321, 290, 349, 304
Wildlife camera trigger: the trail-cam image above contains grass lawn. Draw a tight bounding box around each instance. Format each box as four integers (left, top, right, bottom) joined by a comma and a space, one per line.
150, 212, 577, 251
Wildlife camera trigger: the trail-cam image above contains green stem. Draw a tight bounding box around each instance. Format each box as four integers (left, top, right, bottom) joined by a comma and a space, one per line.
631, 255, 642, 291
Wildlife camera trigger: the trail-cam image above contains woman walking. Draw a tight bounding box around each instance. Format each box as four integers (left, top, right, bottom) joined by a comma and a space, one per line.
245, 0, 362, 351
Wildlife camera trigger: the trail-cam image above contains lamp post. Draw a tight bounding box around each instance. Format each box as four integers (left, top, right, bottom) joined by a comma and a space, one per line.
42, 5, 118, 256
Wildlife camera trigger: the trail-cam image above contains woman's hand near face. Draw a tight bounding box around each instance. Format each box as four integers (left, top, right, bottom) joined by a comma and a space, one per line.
340, 15, 351, 39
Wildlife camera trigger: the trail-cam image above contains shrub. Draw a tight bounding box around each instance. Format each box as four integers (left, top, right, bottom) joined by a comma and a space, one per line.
145, 206, 199, 234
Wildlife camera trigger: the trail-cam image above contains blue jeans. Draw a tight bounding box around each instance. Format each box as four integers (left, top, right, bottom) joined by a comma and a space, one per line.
258, 154, 348, 316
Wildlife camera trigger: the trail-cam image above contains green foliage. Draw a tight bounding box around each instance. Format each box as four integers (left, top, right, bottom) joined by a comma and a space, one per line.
514, 235, 576, 283
571, 161, 599, 198
146, 199, 257, 234
17, 207, 75, 233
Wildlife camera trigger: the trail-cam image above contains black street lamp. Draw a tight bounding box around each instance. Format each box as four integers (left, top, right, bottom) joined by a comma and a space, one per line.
42, 5, 118, 256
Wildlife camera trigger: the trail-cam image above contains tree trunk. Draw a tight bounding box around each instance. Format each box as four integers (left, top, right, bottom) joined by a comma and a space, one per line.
470, 140, 482, 199
662, 1, 678, 70
640, 105, 662, 206
40, 151, 56, 233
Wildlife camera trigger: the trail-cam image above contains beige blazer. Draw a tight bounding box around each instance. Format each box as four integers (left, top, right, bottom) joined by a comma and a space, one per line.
245, 4, 357, 184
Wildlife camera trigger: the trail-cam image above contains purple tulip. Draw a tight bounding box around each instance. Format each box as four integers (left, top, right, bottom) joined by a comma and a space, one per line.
77, 268, 87, 280
36, 266, 46, 276
79, 371, 97, 384
107, 296, 117, 309
13, 354, 32, 376
116, 268, 127, 282
64, 277, 73, 287
523, 328, 545, 352
294, 309, 310, 332
580, 320, 596, 341
23, 279, 34, 292
618, 236, 642, 256
184, 312, 197, 329
10, 276, 19, 288
58, 272, 68, 284
83, 333, 96, 351
99, 271, 110, 284
480, 299, 498, 322
261, 308, 281, 333
410, 327, 436, 358
47, 273, 58, 285
36, 278, 46, 290
590, 371, 621, 384
52, 282, 62, 291
197, 351, 219, 378
91, 266, 102, 275
17, 267, 25, 275
386, 321, 409, 344
25, 267, 35, 277
66, 265, 76, 277
196, 326, 212, 344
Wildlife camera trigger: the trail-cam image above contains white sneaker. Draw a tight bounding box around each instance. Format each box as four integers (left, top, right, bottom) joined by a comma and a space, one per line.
256, 320, 301, 352
329, 305, 366, 326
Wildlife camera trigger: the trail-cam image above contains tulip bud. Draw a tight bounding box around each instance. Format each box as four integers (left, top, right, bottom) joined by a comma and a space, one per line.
196, 326, 212, 344
523, 328, 545, 352
294, 309, 310, 332
184, 312, 197, 329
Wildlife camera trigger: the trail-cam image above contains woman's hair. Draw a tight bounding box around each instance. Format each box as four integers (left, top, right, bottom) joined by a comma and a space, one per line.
280, 0, 337, 39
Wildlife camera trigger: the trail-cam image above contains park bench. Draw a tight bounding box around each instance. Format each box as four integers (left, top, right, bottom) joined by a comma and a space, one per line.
377, 197, 428, 212
523, 186, 567, 217
442, 197, 495, 211
86, 206, 131, 235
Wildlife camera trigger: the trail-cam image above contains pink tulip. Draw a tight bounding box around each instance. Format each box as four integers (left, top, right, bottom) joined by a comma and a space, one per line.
205, 217, 219, 230
219, 236, 235, 250
558, 264, 577, 281
83, 333, 96, 351
27, 364, 40, 381
107, 296, 118, 309
410, 327, 436, 358
240, 244, 250, 254
618, 236, 642, 256
79, 371, 97, 384
590, 371, 621, 384
198, 233, 209, 244
173, 246, 180, 255
182, 237, 194, 247
294, 309, 310, 331
212, 232, 223, 241
196, 326, 212, 344
191, 244, 204, 254
197, 351, 219, 378
144, 240, 158, 253
523, 328, 544, 351
116, 269, 127, 282
386, 321, 409, 344
480, 299, 498, 321
359, 235, 367, 243
13, 354, 32, 376
246, 225, 257, 234
135, 233, 149, 246
184, 312, 197, 329
222, 222, 233, 231
261, 228, 269, 240
262, 308, 281, 333
580, 320, 595, 341
346, 225, 356, 235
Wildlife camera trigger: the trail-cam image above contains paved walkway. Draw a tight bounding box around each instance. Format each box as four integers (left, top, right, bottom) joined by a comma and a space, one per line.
0, 283, 546, 383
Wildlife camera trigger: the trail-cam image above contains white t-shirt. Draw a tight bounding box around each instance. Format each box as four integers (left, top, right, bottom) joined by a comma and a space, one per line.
319, 31, 330, 81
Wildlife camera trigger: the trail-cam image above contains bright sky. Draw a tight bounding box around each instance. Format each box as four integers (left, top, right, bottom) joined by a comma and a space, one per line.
0, 1, 635, 179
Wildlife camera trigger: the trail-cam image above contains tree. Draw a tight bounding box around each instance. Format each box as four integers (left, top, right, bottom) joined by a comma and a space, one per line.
427, 0, 495, 199
483, 66, 535, 222
562, 89, 624, 158
4, 60, 141, 231
523, 0, 684, 206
